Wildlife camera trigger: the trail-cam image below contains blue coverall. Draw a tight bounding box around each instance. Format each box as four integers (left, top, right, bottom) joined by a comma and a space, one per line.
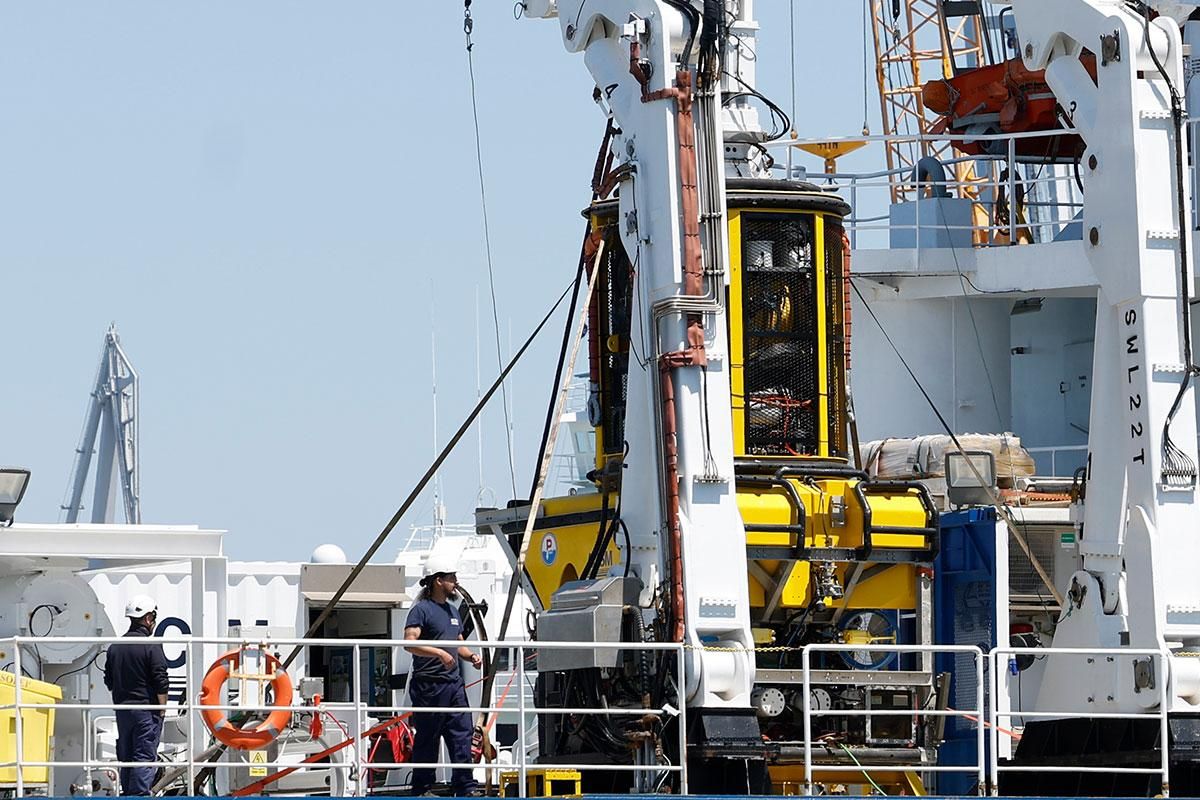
405, 598, 478, 796
103, 623, 168, 795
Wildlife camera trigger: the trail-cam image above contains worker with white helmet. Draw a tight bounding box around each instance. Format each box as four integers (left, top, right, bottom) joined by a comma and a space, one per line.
103, 594, 168, 796
403, 552, 483, 797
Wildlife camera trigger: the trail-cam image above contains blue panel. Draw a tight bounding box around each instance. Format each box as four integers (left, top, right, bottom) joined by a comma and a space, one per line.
934, 507, 999, 795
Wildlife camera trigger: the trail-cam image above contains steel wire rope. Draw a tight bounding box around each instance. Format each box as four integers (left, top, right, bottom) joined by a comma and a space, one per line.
151, 280, 577, 796
932, 195, 1008, 431
528, 225, 589, 501
465, 0, 519, 497
851, 277, 1064, 605
494, 242, 605, 651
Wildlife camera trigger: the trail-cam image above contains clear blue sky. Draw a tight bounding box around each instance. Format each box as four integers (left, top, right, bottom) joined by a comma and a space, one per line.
1, 2, 878, 561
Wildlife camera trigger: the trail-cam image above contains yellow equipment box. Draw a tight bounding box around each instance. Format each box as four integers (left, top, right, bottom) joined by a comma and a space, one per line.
500, 767, 582, 797
0, 670, 62, 785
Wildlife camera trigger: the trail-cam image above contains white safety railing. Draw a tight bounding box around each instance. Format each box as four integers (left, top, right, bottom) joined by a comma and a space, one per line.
0, 634, 1182, 797
766, 125, 1200, 255
799, 643, 988, 796
770, 130, 1087, 252
0, 635, 687, 798
1025, 445, 1088, 477
988, 646, 1170, 798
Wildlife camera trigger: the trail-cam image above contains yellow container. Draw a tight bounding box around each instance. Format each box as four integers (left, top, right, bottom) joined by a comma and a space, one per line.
500, 767, 583, 797
0, 670, 62, 785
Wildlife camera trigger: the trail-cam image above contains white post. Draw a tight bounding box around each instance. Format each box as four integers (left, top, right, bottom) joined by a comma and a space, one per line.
186, 639, 196, 794
989, 649, 1001, 796
676, 644, 688, 794
14, 641, 24, 798
352, 643, 364, 797
975, 648, 986, 795
517, 641, 528, 798
802, 644, 813, 795
1007, 136, 1017, 244
1160, 651, 1171, 797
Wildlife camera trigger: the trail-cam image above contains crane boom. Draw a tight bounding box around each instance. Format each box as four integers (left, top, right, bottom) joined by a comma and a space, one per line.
525, 0, 757, 714
1002, 0, 1200, 715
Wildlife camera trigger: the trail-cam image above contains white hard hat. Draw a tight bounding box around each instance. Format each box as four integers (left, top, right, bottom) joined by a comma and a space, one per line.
422, 552, 459, 581
124, 594, 158, 619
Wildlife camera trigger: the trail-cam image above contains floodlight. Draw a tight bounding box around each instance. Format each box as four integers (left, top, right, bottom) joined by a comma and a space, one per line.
944, 451, 996, 507
0, 467, 31, 526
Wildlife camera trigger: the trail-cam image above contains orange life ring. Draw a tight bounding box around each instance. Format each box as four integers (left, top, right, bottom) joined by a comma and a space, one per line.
199, 649, 293, 750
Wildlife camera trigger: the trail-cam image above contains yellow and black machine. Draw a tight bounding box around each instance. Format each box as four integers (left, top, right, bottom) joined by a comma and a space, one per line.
478, 178, 943, 793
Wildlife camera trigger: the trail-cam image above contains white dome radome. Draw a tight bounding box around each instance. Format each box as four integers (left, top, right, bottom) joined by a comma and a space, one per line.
310, 544, 348, 564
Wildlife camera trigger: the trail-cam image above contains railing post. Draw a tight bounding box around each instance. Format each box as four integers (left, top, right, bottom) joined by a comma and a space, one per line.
850, 177, 858, 249
989, 649, 1000, 796
186, 638, 195, 795
517, 641, 528, 798
14, 639, 24, 798
352, 642, 364, 797
1160, 650, 1171, 797
1007, 136, 1017, 244
801, 644, 813, 795
915, 161, 922, 253
677, 643, 688, 794
975, 647, 986, 796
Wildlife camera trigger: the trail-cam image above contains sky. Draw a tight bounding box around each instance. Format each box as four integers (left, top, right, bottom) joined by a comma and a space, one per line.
0, 2, 882, 562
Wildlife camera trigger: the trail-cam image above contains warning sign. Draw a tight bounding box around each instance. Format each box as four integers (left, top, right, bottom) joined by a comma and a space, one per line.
249, 750, 268, 777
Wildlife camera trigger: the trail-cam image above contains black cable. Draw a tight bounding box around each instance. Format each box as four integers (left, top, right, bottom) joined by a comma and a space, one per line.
583, 477, 622, 581
583, 475, 614, 580
1140, 5, 1199, 486
662, 0, 699, 67
53, 650, 105, 686
529, 227, 590, 501
934, 196, 1006, 429
851, 280, 962, 445
721, 87, 791, 142
29, 604, 59, 637
3, 662, 33, 678
283, 279, 577, 672
619, 519, 633, 577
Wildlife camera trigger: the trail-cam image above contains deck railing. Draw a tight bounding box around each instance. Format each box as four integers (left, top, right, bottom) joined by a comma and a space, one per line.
765, 124, 1200, 256
0, 635, 687, 798
0, 635, 1178, 797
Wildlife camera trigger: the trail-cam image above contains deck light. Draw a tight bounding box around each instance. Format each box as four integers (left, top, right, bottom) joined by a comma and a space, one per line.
944, 451, 996, 507
0, 467, 31, 526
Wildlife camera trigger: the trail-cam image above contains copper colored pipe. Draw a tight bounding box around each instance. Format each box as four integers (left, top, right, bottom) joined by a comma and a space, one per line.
658, 357, 688, 643
629, 48, 706, 643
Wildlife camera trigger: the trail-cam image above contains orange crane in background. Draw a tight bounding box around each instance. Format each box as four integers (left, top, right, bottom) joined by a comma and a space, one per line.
868, 0, 993, 205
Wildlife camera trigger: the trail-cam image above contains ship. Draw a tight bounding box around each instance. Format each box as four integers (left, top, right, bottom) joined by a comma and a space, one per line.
5, 0, 1200, 797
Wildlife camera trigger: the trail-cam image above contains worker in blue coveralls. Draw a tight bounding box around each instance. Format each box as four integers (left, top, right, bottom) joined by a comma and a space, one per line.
103, 594, 168, 796
404, 553, 484, 797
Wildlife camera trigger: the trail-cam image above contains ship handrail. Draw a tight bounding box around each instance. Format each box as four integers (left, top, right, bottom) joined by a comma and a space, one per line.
799, 642, 988, 796
0, 634, 689, 797
987, 646, 1170, 797
0, 635, 1180, 797
748, 124, 1200, 254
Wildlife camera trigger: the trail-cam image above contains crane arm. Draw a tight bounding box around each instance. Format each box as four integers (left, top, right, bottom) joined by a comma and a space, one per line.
1002, 0, 1200, 711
